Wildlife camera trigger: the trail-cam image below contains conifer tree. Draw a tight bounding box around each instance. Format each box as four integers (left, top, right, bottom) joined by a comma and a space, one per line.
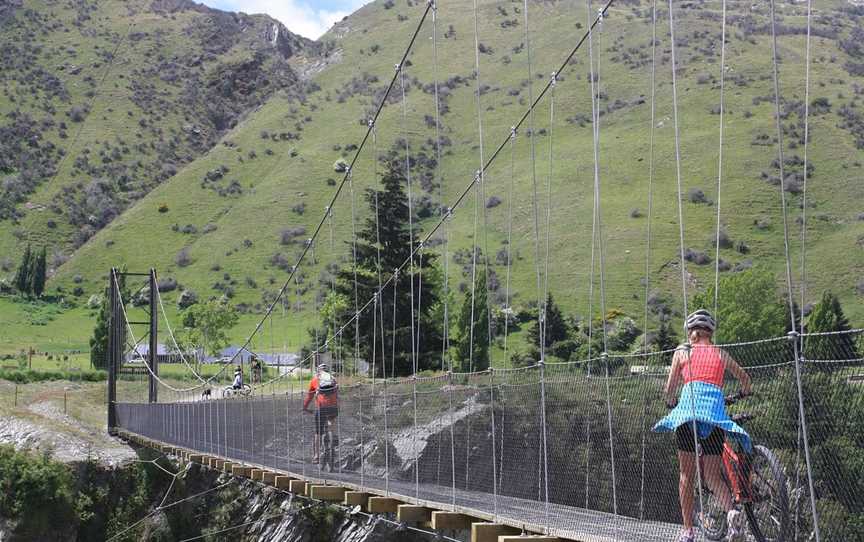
333, 159, 442, 376
455, 268, 489, 372
805, 291, 858, 362
527, 293, 570, 360
651, 316, 678, 364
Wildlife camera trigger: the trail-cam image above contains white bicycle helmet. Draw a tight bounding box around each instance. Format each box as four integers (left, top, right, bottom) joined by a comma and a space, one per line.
317, 363, 329, 372
685, 309, 716, 332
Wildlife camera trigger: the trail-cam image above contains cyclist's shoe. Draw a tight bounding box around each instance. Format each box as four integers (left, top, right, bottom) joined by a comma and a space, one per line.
677, 528, 695, 542
726, 509, 746, 541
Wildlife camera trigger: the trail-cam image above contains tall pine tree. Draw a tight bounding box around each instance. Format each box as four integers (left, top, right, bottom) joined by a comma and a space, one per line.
650, 316, 678, 365
333, 159, 442, 377
455, 268, 489, 372
527, 293, 570, 361
13, 244, 32, 294
29, 247, 46, 297
804, 291, 858, 362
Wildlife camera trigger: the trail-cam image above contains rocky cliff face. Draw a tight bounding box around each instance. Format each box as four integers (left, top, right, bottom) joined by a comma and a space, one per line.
0, 445, 436, 542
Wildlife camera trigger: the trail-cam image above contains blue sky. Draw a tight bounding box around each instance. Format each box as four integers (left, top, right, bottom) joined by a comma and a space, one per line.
198, 0, 371, 40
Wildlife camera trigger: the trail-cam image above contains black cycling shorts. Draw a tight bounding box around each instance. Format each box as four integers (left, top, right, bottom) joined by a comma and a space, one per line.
676, 423, 724, 455
314, 406, 338, 435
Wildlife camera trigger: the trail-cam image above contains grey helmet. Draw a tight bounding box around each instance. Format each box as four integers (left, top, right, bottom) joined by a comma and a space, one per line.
685, 309, 716, 332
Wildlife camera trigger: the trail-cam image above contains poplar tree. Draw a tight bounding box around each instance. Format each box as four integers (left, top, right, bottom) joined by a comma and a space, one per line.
13, 244, 32, 294
29, 247, 46, 297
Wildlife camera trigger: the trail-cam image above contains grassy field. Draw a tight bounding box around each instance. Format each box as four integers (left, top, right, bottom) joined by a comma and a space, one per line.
1, 0, 862, 362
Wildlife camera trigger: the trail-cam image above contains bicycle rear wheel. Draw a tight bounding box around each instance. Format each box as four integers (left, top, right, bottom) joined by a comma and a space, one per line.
744, 445, 788, 542
695, 481, 728, 541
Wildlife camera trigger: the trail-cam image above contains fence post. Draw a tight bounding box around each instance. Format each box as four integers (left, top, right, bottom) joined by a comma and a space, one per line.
14, 384, 17, 407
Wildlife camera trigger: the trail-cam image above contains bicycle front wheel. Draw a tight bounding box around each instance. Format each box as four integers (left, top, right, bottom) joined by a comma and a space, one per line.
744, 445, 789, 542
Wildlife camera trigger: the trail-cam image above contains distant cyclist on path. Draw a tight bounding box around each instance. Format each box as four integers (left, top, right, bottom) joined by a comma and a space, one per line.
303, 363, 338, 464
232, 365, 243, 390
653, 309, 753, 542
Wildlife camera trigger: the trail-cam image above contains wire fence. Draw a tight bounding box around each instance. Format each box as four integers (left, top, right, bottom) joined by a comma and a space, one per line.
116, 329, 864, 541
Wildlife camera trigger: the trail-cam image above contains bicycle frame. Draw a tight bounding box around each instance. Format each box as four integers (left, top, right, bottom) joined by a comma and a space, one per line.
721, 439, 753, 505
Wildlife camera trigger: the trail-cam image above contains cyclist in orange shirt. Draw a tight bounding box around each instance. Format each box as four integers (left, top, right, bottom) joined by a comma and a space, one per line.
303, 363, 338, 463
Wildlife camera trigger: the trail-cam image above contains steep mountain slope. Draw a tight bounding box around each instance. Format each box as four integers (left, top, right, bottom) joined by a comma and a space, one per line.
0, 0, 318, 265
5, 0, 864, 352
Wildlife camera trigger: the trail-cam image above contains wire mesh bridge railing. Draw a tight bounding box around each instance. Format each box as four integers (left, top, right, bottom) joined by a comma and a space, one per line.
115, 329, 864, 541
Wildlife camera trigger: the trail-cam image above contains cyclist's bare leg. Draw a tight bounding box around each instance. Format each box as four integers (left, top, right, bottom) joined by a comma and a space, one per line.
312, 429, 320, 462
703, 455, 734, 511
678, 451, 697, 530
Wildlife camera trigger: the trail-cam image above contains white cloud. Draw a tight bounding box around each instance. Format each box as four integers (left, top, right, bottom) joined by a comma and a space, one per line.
209, 0, 369, 40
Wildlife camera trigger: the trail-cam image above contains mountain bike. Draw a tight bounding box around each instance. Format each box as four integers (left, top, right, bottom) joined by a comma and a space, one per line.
221, 383, 252, 398
694, 393, 789, 542
319, 416, 336, 473
304, 408, 337, 472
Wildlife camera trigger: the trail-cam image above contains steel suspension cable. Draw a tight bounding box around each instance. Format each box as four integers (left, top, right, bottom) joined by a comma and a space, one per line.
586, 2, 617, 522
768, 0, 821, 538
638, 0, 659, 520
522, 0, 545, 363
348, 168, 360, 379
430, 0, 449, 376
537, 70, 559, 533
795, 1, 814, 536
162, 2, 435, 394
398, 65, 419, 379
667, 0, 706, 529
252, 2, 614, 395
503, 129, 516, 368
541, 73, 557, 362
712, 0, 728, 315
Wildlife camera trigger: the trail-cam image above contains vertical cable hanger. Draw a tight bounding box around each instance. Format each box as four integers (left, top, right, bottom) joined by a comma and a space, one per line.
638, 0, 659, 520
522, 0, 545, 363
768, 0, 821, 538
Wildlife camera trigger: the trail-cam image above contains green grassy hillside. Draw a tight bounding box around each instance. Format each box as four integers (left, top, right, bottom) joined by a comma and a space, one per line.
0, 0, 317, 261
2, 0, 863, 354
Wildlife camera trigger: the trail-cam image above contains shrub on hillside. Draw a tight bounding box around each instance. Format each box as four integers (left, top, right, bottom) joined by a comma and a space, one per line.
175, 247, 191, 267
280, 226, 306, 245
684, 248, 711, 265
157, 277, 178, 292
688, 187, 710, 204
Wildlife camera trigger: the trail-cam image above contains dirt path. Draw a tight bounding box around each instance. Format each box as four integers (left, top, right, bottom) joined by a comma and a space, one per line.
0, 380, 136, 466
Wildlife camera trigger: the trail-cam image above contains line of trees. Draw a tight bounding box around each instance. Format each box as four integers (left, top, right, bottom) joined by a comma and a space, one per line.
11, 244, 47, 297
318, 159, 862, 379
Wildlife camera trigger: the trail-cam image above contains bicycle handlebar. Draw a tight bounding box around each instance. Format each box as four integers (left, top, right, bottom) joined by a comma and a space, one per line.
725, 391, 753, 405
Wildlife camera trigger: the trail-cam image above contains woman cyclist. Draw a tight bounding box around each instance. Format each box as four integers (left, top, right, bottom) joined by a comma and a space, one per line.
654, 309, 753, 542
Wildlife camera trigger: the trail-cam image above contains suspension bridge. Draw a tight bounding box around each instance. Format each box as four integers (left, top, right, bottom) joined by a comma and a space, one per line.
104, 0, 862, 540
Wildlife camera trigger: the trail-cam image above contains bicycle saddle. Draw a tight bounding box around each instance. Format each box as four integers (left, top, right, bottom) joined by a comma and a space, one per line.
731, 412, 753, 423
